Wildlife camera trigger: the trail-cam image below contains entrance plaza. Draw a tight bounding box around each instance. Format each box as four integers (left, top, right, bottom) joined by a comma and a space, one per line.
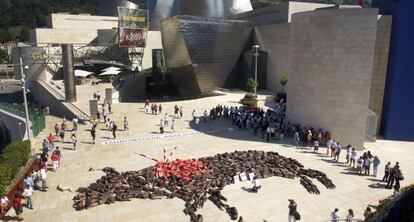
6, 88, 414, 222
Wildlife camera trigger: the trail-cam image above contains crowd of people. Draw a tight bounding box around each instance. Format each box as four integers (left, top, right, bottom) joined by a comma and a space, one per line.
286, 199, 376, 222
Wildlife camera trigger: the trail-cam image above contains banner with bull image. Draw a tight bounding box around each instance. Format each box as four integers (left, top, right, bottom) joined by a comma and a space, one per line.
118, 7, 149, 48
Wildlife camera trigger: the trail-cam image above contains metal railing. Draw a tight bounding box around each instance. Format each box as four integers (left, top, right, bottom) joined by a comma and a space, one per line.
0, 102, 45, 137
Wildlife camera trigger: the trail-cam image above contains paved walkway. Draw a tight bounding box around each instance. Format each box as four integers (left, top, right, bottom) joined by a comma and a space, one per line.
6, 90, 414, 222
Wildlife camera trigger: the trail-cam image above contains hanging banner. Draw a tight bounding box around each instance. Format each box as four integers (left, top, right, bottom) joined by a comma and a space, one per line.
119, 28, 147, 48
118, 7, 149, 29
118, 7, 149, 48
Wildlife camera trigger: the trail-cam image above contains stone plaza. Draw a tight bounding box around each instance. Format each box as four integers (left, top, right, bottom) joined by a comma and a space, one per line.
5, 88, 414, 222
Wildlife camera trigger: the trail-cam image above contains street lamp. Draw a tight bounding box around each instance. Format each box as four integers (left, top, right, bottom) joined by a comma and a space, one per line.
252, 45, 260, 95
19, 57, 34, 155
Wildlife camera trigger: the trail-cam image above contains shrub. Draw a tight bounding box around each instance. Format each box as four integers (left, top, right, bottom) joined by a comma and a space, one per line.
246, 78, 258, 93
0, 140, 31, 194
240, 94, 259, 107
0, 164, 11, 195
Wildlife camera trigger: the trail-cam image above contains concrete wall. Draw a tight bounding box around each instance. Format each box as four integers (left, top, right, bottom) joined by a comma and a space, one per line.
286, 8, 379, 149
369, 15, 392, 133
48, 14, 118, 30
255, 23, 290, 93
32, 13, 118, 44
229, 3, 289, 25
142, 31, 163, 70
0, 109, 31, 141
288, 1, 334, 22
30, 29, 100, 45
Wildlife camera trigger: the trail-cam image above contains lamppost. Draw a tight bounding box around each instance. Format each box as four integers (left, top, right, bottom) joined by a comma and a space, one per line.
19, 57, 34, 155
252, 45, 260, 95
17, 122, 23, 139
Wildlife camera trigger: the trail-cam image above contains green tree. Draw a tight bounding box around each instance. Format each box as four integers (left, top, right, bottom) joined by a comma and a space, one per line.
246, 77, 258, 93
0, 49, 9, 63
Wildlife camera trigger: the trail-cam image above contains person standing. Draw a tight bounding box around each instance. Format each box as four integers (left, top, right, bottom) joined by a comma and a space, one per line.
51, 152, 59, 172
159, 119, 165, 134
306, 130, 313, 147
251, 176, 261, 193
203, 110, 208, 123
24, 174, 33, 188
364, 156, 371, 175
54, 123, 60, 136
12, 193, 23, 220
171, 119, 176, 133
96, 110, 101, 123
91, 126, 96, 144
350, 148, 357, 168
71, 132, 77, 151
22, 185, 33, 209
195, 117, 200, 128
192, 110, 196, 121
59, 127, 65, 143
159, 104, 162, 114
97, 90, 101, 101
0, 194, 9, 215
40, 168, 47, 192
266, 126, 271, 142
123, 117, 129, 131
179, 107, 183, 118
48, 133, 55, 149
357, 156, 363, 175
373, 156, 381, 177
335, 143, 342, 162
288, 199, 297, 222
346, 209, 354, 222
393, 165, 403, 193
386, 163, 397, 189
42, 139, 49, 157
164, 114, 169, 127
154, 103, 158, 115
364, 207, 372, 220
330, 208, 340, 222
112, 122, 118, 138
293, 131, 300, 147
313, 140, 319, 153
382, 162, 391, 182
72, 117, 78, 131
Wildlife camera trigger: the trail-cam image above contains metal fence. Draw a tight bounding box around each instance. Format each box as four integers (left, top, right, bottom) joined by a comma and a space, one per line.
0, 102, 45, 137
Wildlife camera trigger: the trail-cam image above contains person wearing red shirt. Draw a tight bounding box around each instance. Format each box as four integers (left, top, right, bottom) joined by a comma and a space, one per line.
51, 152, 59, 172
39, 159, 46, 170
47, 133, 55, 149
12, 193, 23, 218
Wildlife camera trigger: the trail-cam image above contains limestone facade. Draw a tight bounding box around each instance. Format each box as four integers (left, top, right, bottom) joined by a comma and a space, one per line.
255, 23, 290, 93
369, 15, 392, 133
286, 8, 380, 149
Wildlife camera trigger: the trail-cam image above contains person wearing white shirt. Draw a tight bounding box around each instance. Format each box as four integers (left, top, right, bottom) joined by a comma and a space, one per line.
350, 148, 357, 168
331, 208, 340, 222
0, 194, 9, 214
40, 168, 47, 192
252, 176, 261, 193
22, 185, 33, 209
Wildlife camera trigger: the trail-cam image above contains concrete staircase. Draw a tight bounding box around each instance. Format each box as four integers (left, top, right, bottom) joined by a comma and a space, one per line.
35, 79, 90, 121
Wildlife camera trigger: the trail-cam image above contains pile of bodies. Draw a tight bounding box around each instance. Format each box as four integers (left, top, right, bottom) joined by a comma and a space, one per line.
73, 150, 335, 221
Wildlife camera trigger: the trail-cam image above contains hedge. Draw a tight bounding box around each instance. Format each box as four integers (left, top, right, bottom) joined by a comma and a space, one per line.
0, 140, 31, 194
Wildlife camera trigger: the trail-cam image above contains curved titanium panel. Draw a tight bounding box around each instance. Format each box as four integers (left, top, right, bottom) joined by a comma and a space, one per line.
147, 0, 179, 30
178, 0, 252, 18
161, 16, 254, 96
98, 0, 139, 16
